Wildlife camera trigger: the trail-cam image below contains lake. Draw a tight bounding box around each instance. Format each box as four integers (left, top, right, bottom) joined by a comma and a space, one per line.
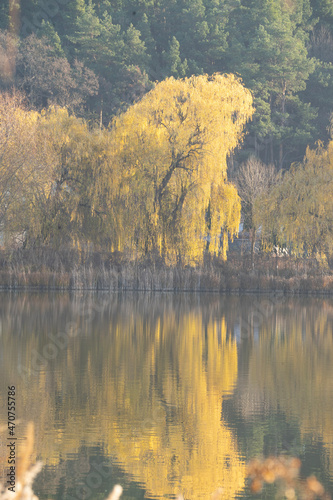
0, 292, 333, 499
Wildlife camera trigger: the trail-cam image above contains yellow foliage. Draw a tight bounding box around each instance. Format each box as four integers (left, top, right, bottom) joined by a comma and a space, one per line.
0, 93, 56, 240
257, 140, 333, 258
0, 297, 246, 499
106, 74, 253, 263
0, 76, 253, 258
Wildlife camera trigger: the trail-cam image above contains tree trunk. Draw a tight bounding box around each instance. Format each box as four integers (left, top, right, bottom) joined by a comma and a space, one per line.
279, 142, 283, 170
279, 82, 287, 170
250, 227, 255, 270
99, 99, 103, 130
270, 136, 274, 164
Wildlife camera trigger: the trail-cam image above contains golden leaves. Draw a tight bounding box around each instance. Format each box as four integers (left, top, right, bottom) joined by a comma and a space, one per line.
1, 74, 253, 257
259, 140, 333, 260
107, 73, 253, 262
0, 92, 57, 241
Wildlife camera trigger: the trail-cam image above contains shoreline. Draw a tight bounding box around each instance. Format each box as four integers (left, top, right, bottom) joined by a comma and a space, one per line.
0, 271, 332, 294
1, 288, 333, 295
1, 248, 332, 294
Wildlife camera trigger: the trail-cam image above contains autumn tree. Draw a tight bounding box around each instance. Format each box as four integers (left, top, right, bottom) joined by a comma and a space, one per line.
234, 156, 278, 266
258, 140, 333, 263
0, 29, 99, 115
25, 107, 116, 248
105, 73, 253, 263
0, 75, 253, 261
0, 91, 56, 242
16, 34, 99, 113
0, 95, 110, 249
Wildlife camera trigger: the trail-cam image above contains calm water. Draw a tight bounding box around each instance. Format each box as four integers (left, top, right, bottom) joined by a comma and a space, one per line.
1, 292, 333, 499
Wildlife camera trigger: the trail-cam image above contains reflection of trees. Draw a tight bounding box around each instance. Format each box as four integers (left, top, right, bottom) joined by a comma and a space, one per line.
106, 314, 244, 499
0, 294, 245, 500
4, 294, 332, 496
245, 299, 333, 476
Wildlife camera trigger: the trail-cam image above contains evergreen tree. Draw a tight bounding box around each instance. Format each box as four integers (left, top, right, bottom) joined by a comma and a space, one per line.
311, 0, 333, 25
226, 0, 316, 168
38, 21, 65, 57
303, 24, 333, 144
162, 36, 188, 78
0, 2, 9, 31
67, 3, 150, 121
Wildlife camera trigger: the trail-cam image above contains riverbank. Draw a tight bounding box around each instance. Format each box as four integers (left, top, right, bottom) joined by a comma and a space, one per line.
0, 248, 332, 293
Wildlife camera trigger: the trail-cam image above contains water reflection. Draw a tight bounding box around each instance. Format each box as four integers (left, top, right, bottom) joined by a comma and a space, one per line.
0, 293, 333, 499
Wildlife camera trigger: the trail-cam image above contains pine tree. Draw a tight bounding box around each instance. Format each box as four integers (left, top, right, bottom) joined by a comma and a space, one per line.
162, 36, 188, 78
38, 21, 65, 57
226, 0, 316, 168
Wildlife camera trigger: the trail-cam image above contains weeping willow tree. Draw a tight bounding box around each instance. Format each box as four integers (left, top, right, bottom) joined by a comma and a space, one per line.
257, 140, 333, 262
104, 73, 254, 263
0, 75, 253, 261
0, 100, 115, 249
0, 92, 56, 243
35, 107, 115, 249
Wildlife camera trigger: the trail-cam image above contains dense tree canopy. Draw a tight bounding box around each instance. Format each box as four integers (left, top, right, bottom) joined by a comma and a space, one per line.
257, 139, 333, 261
0, 0, 333, 265
103, 74, 253, 262
0, 0, 331, 169
0, 76, 253, 262
225, 0, 317, 168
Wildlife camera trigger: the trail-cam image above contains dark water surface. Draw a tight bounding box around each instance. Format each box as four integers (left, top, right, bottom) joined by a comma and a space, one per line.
0, 292, 333, 499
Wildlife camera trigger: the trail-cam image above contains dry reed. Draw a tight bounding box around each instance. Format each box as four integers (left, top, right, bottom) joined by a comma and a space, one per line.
247, 456, 331, 499
0, 422, 42, 500
105, 485, 123, 500
1, 247, 333, 292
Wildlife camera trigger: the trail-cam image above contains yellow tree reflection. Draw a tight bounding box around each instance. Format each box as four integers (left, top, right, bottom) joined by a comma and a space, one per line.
0, 296, 246, 499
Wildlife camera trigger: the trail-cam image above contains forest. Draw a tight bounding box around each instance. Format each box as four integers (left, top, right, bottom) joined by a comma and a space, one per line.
0, 0, 333, 286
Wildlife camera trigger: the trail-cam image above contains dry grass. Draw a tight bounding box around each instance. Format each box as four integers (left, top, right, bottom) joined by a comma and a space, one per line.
247, 456, 331, 499
0, 422, 42, 500
0, 247, 333, 292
